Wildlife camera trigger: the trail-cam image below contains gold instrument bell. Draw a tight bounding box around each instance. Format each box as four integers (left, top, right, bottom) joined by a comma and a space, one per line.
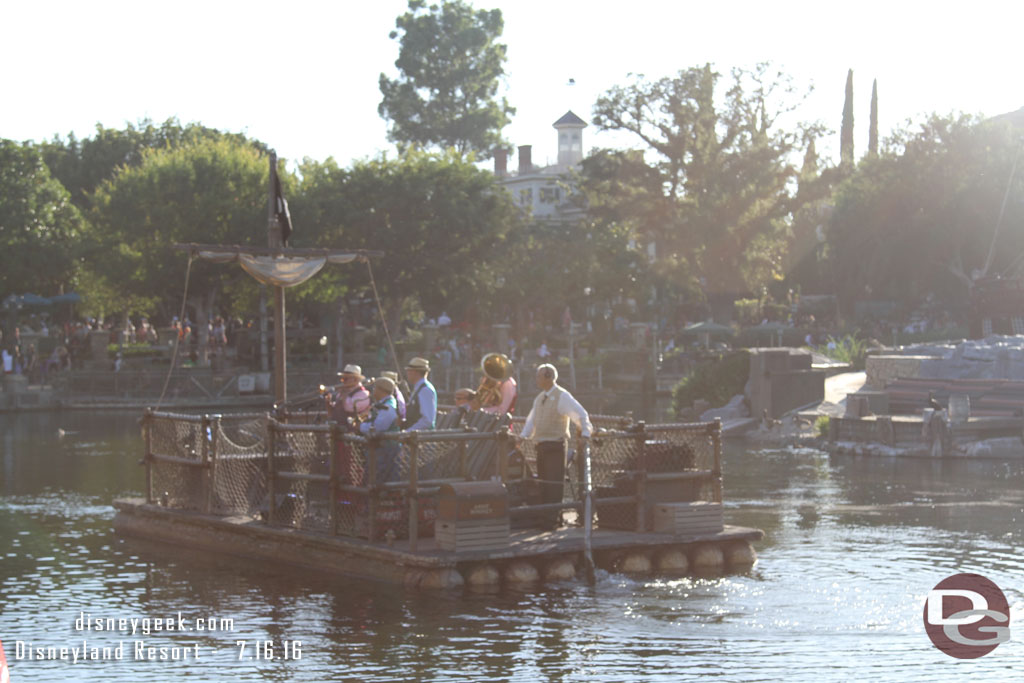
471, 352, 512, 410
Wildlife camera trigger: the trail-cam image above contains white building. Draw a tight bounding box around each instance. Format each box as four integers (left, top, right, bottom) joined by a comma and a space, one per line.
493, 110, 587, 222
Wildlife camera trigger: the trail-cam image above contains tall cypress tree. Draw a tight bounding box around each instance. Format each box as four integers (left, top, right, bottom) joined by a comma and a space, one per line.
840, 69, 854, 168
868, 79, 879, 158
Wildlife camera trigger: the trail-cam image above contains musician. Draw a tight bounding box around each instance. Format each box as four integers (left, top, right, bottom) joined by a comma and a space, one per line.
481, 374, 517, 416
359, 376, 402, 481
380, 370, 406, 422
472, 353, 517, 416
454, 387, 477, 409
518, 363, 593, 528
325, 364, 371, 428
402, 357, 437, 430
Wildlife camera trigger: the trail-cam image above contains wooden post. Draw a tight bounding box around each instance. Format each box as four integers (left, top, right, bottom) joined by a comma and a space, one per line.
200, 414, 211, 513
408, 434, 419, 552
267, 151, 287, 407
367, 433, 377, 542
458, 439, 467, 479
498, 431, 510, 482
266, 416, 277, 525
635, 421, 647, 533
329, 423, 338, 536
711, 418, 723, 504
143, 408, 153, 504
208, 414, 221, 514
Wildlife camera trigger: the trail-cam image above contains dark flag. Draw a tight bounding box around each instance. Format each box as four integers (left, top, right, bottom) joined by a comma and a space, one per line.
273, 171, 293, 247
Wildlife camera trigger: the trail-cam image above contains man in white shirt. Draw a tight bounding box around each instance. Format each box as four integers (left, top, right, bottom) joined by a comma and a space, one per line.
518, 363, 593, 528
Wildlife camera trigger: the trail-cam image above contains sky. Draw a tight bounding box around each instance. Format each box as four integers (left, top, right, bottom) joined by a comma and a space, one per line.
4, 0, 1022, 171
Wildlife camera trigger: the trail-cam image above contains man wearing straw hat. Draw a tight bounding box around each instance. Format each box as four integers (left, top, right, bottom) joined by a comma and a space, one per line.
326, 364, 371, 427
402, 357, 436, 431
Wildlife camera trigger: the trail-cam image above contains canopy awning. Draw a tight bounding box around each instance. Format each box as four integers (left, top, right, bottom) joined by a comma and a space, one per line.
174, 243, 382, 288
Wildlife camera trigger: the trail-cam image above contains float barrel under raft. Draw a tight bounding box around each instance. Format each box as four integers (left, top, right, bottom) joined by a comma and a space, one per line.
114, 408, 763, 589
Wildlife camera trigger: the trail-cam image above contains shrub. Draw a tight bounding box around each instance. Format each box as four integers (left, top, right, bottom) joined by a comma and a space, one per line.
816, 334, 868, 370
815, 415, 830, 438
670, 350, 750, 415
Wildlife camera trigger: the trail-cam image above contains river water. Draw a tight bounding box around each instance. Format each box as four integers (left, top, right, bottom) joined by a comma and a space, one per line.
1, 410, 1022, 681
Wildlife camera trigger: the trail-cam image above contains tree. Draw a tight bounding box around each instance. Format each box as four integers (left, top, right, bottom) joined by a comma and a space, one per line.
588, 63, 827, 303
841, 69, 854, 168
293, 149, 521, 332
378, 0, 514, 158
868, 79, 879, 158
90, 137, 275, 353
826, 113, 1024, 316
0, 139, 86, 300
39, 118, 267, 210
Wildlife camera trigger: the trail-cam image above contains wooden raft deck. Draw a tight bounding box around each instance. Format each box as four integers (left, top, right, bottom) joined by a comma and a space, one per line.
113, 498, 762, 585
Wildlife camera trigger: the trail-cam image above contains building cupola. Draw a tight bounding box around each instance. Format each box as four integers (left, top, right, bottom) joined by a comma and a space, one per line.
553, 110, 587, 167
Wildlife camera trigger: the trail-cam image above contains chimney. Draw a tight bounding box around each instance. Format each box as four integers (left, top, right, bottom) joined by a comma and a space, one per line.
518, 145, 532, 175
494, 148, 508, 177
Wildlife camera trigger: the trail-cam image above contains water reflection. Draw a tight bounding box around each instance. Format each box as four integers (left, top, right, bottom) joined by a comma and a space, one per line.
1, 412, 1022, 680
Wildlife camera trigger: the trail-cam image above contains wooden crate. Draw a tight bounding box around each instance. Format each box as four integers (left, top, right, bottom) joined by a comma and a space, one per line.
436, 481, 510, 552
653, 501, 724, 536
436, 518, 510, 553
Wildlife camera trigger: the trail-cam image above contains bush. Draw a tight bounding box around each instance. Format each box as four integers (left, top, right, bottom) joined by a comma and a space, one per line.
815, 415, 830, 438
670, 350, 750, 415
815, 334, 868, 370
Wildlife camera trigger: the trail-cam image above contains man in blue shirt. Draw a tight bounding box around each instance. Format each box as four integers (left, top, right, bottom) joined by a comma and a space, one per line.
402, 357, 437, 431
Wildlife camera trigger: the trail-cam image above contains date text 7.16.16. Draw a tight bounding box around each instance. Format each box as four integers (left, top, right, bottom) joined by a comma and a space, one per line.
236, 640, 301, 660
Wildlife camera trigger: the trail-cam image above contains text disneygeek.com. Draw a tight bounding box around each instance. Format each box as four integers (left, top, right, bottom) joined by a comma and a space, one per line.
9, 611, 302, 664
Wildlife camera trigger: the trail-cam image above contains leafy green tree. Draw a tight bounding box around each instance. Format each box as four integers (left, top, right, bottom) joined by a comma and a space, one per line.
378, 0, 514, 158
293, 149, 521, 331
0, 140, 86, 300
841, 69, 854, 168
826, 113, 1024, 316
588, 63, 826, 303
90, 137, 275, 353
39, 118, 266, 209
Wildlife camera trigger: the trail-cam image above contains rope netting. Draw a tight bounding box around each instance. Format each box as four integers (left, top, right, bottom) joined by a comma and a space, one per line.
144, 410, 721, 539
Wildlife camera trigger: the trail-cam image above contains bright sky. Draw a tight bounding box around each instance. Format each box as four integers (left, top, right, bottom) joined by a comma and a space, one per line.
4, 0, 1022, 171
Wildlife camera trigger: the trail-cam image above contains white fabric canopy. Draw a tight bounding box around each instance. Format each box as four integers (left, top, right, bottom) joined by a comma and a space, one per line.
196, 251, 359, 288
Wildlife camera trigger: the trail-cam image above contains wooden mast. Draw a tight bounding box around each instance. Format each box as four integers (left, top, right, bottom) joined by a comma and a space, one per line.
267, 152, 287, 406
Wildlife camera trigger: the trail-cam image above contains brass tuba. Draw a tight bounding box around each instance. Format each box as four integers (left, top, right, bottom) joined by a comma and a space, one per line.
470, 352, 512, 410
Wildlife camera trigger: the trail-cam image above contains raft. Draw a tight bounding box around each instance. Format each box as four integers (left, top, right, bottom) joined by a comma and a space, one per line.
112, 409, 763, 588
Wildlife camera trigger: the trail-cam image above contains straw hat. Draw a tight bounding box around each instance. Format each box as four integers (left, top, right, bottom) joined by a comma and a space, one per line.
381, 370, 399, 383
374, 376, 396, 394
338, 364, 363, 379
405, 357, 430, 372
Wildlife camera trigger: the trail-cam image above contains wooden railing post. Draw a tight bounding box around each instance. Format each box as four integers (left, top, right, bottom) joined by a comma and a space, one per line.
200, 414, 211, 513
408, 433, 420, 552
266, 416, 277, 525
366, 433, 377, 542
143, 408, 153, 504
329, 423, 339, 536
498, 430, 511, 483
635, 421, 647, 533
711, 418, 723, 503
458, 439, 468, 479
207, 414, 221, 514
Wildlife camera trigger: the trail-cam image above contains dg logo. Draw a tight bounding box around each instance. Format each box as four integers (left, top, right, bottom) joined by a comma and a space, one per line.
924, 573, 1011, 659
